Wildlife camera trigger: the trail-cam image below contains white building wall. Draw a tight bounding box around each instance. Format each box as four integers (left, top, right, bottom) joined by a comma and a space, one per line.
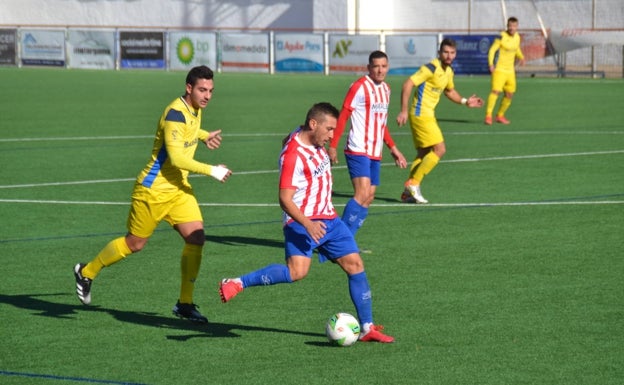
0, 0, 348, 30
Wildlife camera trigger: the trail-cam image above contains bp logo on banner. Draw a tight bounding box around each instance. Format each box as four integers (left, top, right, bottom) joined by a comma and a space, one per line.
176, 37, 194, 65
169, 32, 217, 70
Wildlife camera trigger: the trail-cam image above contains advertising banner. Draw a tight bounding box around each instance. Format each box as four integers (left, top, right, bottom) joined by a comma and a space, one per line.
169, 31, 217, 71
119, 31, 165, 69
274, 33, 323, 73
21, 29, 66, 67
444, 34, 495, 75
385, 34, 438, 75
549, 29, 624, 54
220, 33, 269, 73
67, 29, 115, 69
0, 29, 17, 65
328, 34, 379, 74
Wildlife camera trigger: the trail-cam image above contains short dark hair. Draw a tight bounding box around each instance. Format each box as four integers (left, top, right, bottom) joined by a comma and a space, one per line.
508, 17, 519, 24
439, 38, 457, 51
369, 50, 388, 64
304, 102, 339, 129
186, 65, 214, 86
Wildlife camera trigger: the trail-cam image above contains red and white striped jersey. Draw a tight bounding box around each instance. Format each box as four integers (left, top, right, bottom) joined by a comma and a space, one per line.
335, 75, 392, 160
279, 132, 337, 225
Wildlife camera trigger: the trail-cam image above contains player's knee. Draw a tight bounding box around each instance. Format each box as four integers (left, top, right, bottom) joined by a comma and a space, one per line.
338, 253, 365, 275
287, 267, 309, 281
126, 236, 147, 253
184, 229, 206, 246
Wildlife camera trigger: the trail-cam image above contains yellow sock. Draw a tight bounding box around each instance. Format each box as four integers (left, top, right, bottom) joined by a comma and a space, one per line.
179, 243, 203, 304
497, 96, 512, 117
409, 151, 440, 185
486, 92, 499, 117
83, 237, 132, 279
407, 158, 422, 182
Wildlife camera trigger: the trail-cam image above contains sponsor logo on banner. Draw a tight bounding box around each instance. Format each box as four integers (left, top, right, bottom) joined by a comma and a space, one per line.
220, 33, 269, 73
444, 34, 496, 75
119, 31, 165, 69
0, 29, 17, 65
21, 30, 66, 67
275, 34, 323, 73
169, 32, 217, 70
67, 30, 115, 69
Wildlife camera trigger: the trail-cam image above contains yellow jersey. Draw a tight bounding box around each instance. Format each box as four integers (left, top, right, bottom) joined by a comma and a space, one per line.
136, 97, 212, 192
408, 58, 455, 118
488, 31, 524, 73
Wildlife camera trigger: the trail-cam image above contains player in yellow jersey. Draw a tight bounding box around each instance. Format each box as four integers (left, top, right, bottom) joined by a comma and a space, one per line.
73, 65, 232, 323
396, 38, 483, 204
485, 17, 525, 125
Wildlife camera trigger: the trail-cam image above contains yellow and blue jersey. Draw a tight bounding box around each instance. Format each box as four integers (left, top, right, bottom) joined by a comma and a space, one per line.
408, 58, 455, 118
136, 97, 212, 192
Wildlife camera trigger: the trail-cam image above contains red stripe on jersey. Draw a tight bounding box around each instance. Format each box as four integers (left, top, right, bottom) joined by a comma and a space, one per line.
279, 134, 336, 225
342, 76, 391, 160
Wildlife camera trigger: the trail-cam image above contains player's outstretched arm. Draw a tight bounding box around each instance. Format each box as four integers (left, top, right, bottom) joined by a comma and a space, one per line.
445, 89, 483, 108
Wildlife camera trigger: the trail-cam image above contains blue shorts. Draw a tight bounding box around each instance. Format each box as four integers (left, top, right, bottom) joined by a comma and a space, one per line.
345, 154, 380, 186
283, 217, 359, 263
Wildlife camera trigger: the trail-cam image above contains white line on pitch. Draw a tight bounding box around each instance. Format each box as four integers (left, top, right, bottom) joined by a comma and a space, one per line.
1, 199, 622, 207
1, 130, 623, 142
0, 149, 622, 190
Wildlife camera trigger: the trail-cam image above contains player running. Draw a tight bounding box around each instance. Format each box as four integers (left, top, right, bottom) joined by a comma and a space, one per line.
73, 65, 231, 323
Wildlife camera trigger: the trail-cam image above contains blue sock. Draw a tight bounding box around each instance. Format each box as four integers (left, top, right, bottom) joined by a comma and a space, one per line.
348, 271, 373, 325
241, 264, 292, 288
342, 198, 368, 235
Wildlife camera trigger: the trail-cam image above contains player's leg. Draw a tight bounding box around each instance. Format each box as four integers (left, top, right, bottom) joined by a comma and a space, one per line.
74, 193, 153, 305
342, 155, 379, 235
219, 221, 316, 303
403, 118, 444, 203
485, 71, 505, 124
174, 221, 204, 304
168, 192, 209, 323
328, 222, 394, 343
496, 73, 517, 124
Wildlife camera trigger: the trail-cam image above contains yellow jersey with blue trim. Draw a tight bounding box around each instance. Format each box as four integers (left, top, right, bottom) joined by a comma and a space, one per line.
488, 31, 524, 73
136, 97, 212, 192
408, 58, 455, 118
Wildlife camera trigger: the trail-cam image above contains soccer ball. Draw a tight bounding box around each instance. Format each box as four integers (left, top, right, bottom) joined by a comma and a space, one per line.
325, 312, 360, 347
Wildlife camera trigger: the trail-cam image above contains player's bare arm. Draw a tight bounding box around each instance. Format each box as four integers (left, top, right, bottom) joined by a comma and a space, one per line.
396, 79, 414, 126
445, 89, 484, 108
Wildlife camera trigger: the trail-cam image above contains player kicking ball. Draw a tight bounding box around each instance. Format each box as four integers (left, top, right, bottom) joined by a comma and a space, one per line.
219, 102, 394, 343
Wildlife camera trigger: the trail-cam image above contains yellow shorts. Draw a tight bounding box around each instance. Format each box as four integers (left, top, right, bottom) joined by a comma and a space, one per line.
127, 184, 203, 238
408, 115, 444, 149
491, 70, 517, 93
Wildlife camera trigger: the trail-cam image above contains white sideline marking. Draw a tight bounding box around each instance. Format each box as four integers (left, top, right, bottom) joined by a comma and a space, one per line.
1, 149, 623, 190
0, 199, 622, 208
1, 130, 623, 143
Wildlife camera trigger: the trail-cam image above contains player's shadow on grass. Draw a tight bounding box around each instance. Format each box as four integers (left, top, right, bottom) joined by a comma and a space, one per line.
205, 234, 283, 249
332, 190, 400, 203
0, 293, 324, 341
437, 117, 473, 124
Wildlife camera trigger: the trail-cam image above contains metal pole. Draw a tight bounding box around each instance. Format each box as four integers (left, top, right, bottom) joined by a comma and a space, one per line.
592, 0, 597, 77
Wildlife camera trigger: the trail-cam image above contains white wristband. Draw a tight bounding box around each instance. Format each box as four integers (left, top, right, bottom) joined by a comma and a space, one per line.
210, 165, 230, 181
461, 97, 468, 105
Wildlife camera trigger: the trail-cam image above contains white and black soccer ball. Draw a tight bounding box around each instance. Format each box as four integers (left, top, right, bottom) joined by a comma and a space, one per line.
325, 312, 360, 347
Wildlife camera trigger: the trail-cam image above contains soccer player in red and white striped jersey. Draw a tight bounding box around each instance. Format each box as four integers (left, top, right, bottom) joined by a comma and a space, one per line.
328, 51, 407, 236
220, 102, 394, 343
